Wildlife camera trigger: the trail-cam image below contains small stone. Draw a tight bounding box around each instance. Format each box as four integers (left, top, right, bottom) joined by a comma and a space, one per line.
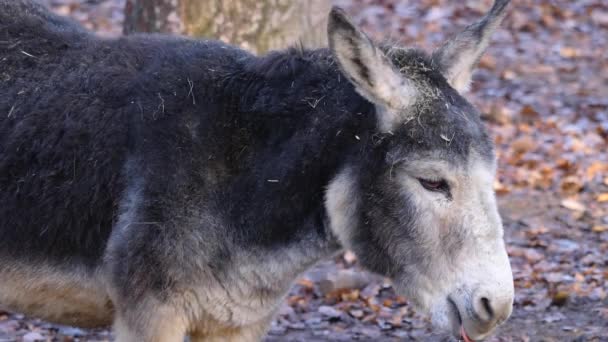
359, 327, 381, 338
287, 322, 306, 330
0, 320, 19, 332
550, 239, 579, 253
360, 284, 381, 299
305, 317, 322, 325
267, 322, 286, 336
349, 309, 364, 318
543, 311, 566, 323
377, 318, 392, 330
343, 250, 357, 264
22, 332, 44, 342
57, 326, 86, 336
318, 305, 342, 319
392, 330, 410, 338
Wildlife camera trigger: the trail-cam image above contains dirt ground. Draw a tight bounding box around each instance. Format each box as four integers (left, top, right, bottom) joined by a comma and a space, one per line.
1, 0, 607, 341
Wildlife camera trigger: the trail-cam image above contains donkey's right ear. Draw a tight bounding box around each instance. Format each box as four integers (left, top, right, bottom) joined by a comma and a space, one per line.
327, 7, 415, 112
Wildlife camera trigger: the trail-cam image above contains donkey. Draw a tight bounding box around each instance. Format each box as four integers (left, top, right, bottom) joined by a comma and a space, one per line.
0, 0, 513, 340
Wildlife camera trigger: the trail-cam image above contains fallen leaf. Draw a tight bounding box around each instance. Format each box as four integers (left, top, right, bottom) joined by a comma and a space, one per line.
524, 248, 544, 263
591, 225, 607, 233
520, 105, 540, 120
559, 46, 579, 58
560, 198, 586, 212
341, 289, 360, 302
297, 279, 314, 289
551, 291, 569, 306
479, 54, 496, 70
586, 162, 607, 180
501, 69, 517, 80
494, 180, 510, 195
560, 176, 583, 195
349, 309, 364, 318
543, 311, 566, 323
382, 299, 393, 307
596, 193, 608, 202
512, 136, 536, 154
318, 305, 342, 319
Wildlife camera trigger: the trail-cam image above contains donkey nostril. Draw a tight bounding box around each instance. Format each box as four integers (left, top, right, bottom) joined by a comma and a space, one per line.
480, 297, 494, 319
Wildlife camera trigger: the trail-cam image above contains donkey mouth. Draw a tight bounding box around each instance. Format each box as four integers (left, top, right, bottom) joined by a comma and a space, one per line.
448, 296, 474, 342
460, 326, 474, 342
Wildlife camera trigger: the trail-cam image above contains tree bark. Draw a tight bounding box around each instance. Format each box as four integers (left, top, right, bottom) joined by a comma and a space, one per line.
179, 0, 331, 54
123, 0, 330, 53
123, 0, 181, 35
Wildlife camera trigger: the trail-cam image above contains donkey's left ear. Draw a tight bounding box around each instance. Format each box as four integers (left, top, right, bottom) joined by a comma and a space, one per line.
432, 0, 510, 92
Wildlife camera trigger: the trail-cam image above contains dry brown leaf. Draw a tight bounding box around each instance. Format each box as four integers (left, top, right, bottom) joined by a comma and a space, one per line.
596, 193, 608, 202
556, 158, 575, 172
527, 226, 550, 236
286, 295, 304, 306
559, 47, 579, 58
493, 180, 510, 195
501, 69, 517, 80
297, 279, 314, 289
512, 136, 536, 154
518, 123, 533, 133
586, 162, 607, 180
479, 54, 497, 70
560, 176, 583, 195
395, 296, 407, 305
551, 291, 569, 306
524, 248, 544, 263
520, 105, 540, 120
341, 289, 360, 302
591, 225, 607, 233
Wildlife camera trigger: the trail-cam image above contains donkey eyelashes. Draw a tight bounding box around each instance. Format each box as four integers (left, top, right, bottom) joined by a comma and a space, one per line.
418, 178, 446, 190
418, 178, 452, 197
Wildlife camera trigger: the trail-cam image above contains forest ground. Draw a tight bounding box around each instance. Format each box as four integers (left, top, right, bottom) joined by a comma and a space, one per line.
1, 0, 607, 341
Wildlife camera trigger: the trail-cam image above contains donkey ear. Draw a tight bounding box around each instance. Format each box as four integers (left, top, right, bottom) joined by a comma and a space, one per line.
328, 7, 415, 115
432, 0, 510, 92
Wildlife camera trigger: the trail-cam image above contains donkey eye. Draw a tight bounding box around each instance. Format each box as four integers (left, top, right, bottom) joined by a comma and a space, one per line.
418, 178, 450, 193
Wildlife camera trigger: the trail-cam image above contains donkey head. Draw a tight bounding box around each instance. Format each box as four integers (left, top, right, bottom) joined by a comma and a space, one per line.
325, 1, 513, 340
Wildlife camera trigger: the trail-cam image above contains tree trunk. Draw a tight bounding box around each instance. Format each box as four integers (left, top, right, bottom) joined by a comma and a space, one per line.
179, 0, 331, 54
123, 0, 181, 34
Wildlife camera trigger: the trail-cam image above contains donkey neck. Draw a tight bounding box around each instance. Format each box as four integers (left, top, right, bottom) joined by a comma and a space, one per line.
211, 53, 377, 251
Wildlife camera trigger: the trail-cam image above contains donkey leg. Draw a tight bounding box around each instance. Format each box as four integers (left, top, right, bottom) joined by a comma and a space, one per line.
190, 318, 272, 342
113, 301, 189, 342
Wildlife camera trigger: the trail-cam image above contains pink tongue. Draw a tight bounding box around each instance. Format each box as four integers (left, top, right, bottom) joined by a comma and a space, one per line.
460, 326, 474, 342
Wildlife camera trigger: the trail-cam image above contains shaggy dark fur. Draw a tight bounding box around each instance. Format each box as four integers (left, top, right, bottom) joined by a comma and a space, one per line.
0, 0, 490, 275
0, 1, 517, 338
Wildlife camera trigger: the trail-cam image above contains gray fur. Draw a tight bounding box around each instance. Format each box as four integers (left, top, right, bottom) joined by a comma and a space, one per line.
0, 1, 513, 341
